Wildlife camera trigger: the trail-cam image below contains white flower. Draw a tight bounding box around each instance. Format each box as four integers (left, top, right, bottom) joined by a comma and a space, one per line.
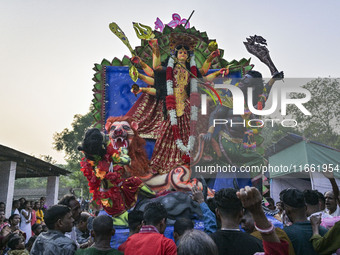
168, 109, 178, 125
191, 79, 198, 93
166, 55, 198, 154
175, 136, 195, 153
190, 55, 196, 67
188, 136, 196, 149
168, 57, 175, 68
191, 106, 198, 121
167, 80, 174, 95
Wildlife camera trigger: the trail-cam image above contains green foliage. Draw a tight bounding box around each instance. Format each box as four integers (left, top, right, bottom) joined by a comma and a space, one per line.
53, 107, 95, 198
15, 177, 47, 189
39, 154, 57, 164
53, 109, 94, 162
287, 78, 340, 148
261, 78, 340, 151
59, 161, 90, 199
261, 124, 301, 149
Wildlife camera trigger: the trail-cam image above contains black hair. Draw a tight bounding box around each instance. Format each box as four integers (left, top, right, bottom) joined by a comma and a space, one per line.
128, 210, 144, 232
9, 214, 20, 224
77, 128, 107, 160
282, 189, 305, 208
7, 234, 22, 250
214, 188, 242, 217
44, 205, 71, 230
174, 218, 194, 236
23, 201, 30, 208
143, 202, 167, 226
92, 215, 114, 237
58, 195, 76, 207
32, 223, 41, 232
279, 188, 290, 201
175, 44, 190, 52
206, 198, 217, 215
316, 191, 325, 203
247, 70, 262, 79
303, 190, 319, 206
79, 212, 90, 223
266, 197, 275, 206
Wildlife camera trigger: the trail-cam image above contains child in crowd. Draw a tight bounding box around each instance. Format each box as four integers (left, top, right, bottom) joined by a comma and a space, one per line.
6, 234, 29, 255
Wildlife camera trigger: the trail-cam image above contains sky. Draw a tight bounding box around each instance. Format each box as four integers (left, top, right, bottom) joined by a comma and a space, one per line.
0, 0, 339, 164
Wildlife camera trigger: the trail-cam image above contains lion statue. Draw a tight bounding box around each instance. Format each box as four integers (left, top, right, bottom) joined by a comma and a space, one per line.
104, 116, 213, 195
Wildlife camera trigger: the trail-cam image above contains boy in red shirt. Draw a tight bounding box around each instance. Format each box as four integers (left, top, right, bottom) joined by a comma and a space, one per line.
124, 202, 177, 255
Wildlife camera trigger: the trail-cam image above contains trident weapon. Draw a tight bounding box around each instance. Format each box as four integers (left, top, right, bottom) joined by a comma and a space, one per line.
133, 23, 155, 40
109, 22, 136, 56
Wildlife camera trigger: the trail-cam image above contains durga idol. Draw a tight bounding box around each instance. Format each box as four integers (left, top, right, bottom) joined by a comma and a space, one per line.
128, 36, 226, 174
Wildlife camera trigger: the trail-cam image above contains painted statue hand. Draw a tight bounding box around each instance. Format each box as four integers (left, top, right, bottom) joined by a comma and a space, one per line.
210, 49, 220, 58
131, 88, 142, 95
272, 71, 284, 80
148, 39, 159, 49
202, 132, 212, 142
206, 50, 220, 63
131, 56, 141, 64
219, 67, 229, 77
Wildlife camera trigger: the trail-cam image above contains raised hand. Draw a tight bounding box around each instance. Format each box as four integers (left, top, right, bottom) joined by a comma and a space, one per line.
310, 214, 321, 227
202, 132, 212, 142
210, 49, 220, 58
131, 88, 141, 95
322, 169, 334, 179
237, 186, 262, 212
191, 185, 205, 204
272, 71, 284, 80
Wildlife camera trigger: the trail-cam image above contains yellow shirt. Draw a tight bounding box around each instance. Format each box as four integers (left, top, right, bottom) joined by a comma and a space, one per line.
36, 209, 44, 224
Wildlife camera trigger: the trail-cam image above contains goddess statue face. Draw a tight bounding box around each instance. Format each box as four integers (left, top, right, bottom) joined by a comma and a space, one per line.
176, 47, 189, 62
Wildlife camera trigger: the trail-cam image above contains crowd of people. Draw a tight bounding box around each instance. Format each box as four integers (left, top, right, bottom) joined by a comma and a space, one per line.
0, 197, 47, 254
0, 173, 340, 255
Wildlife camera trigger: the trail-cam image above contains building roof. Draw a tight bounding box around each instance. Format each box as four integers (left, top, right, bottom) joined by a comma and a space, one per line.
0, 144, 70, 178
265, 133, 340, 158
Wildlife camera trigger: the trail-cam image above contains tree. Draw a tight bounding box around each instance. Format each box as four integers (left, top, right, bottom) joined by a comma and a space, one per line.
39, 154, 57, 164
53, 110, 94, 162
261, 124, 301, 149
287, 78, 340, 148
53, 108, 94, 198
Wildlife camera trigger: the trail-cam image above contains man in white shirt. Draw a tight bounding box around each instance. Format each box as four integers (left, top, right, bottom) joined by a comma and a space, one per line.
325, 191, 340, 216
